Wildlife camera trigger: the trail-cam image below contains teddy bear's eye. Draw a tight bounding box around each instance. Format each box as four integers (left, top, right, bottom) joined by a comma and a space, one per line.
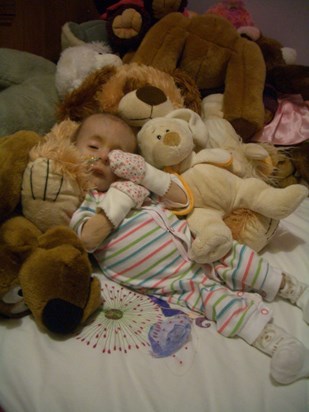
166, 129, 170, 132
156, 135, 162, 140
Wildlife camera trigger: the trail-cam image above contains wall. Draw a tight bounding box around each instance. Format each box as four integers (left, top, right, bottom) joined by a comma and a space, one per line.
188, 0, 309, 65
0, 0, 99, 62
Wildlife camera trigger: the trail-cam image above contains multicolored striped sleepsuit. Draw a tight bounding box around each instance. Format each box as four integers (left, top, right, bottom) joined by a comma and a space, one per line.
71, 188, 283, 344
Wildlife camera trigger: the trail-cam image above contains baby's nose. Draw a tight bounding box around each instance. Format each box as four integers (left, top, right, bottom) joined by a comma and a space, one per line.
98, 148, 110, 164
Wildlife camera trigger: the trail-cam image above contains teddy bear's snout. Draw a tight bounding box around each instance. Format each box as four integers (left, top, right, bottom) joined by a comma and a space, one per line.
163, 132, 180, 147
136, 85, 167, 106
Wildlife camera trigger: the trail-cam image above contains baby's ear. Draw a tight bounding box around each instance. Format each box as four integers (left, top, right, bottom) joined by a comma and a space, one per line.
166, 109, 208, 148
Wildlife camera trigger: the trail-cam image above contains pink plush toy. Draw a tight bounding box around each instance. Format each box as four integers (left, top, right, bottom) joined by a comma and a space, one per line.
206, 0, 254, 28
205, 0, 260, 40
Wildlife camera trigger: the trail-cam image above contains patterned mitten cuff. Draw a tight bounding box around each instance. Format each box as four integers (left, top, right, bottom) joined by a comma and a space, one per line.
96, 182, 149, 227
142, 162, 171, 196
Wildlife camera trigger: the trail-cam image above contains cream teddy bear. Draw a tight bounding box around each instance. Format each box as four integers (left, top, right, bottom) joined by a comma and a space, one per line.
137, 109, 308, 263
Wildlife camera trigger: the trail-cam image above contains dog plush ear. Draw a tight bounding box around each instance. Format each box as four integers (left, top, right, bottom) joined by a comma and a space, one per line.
56, 65, 118, 122
166, 108, 208, 148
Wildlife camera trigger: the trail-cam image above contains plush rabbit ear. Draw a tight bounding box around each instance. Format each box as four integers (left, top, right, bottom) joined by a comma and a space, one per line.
166, 108, 208, 148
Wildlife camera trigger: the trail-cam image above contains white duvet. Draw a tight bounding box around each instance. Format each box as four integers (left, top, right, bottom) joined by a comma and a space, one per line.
0, 199, 308, 412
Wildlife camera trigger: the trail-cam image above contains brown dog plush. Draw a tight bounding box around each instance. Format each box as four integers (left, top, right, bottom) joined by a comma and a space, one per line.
127, 12, 266, 141
57, 62, 202, 126
0, 126, 102, 334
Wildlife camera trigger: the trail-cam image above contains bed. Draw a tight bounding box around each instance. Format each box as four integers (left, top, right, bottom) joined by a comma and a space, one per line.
0, 196, 308, 412
0, 11, 309, 411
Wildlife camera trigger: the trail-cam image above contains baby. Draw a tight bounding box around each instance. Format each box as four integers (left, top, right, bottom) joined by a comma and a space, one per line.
71, 113, 309, 385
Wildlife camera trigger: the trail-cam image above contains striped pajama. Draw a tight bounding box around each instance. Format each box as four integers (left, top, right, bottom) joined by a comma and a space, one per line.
71, 190, 283, 344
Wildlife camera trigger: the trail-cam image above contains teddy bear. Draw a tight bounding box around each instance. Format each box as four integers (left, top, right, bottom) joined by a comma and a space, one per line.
56, 62, 202, 126
0, 124, 102, 334
55, 41, 123, 99
92, 0, 188, 57
136, 108, 308, 263
127, 12, 267, 141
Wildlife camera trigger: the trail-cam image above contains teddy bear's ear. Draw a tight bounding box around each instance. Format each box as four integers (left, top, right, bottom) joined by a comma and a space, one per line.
166, 108, 208, 148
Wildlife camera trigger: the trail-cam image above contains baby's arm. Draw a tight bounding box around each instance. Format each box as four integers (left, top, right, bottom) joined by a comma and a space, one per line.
79, 212, 113, 252
161, 178, 188, 206
71, 182, 149, 251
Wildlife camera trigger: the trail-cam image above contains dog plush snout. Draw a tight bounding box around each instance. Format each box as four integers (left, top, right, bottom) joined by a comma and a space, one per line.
163, 132, 180, 146
136, 85, 167, 106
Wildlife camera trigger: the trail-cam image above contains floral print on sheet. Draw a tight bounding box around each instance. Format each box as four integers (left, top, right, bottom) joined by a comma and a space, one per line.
76, 281, 212, 356
76, 282, 163, 354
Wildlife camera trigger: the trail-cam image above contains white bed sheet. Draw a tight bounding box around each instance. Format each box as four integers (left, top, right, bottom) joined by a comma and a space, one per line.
0, 198, 308, 412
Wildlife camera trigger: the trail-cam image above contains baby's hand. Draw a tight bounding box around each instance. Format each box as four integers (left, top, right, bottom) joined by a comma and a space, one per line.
111, 181, 149, 208
109, 150, 146, 183
97, 181, 149, 228
109, 150, 171, 197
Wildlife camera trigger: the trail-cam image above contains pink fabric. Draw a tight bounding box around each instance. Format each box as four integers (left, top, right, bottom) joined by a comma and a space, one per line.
206, 0, 255, 28
254, 94, 309, 145
111, 181, 149, 207
109, 150, 146, 183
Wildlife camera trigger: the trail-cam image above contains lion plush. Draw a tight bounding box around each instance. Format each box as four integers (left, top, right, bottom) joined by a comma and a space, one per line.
57, 62, 202, 126
128, 12, 266, 141
0, 125, 102, 334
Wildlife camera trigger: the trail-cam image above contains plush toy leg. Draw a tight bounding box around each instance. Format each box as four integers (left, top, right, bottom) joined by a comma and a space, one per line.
234, 179, 308, 219
224, 40, 266, 141
187, 208, 233, 264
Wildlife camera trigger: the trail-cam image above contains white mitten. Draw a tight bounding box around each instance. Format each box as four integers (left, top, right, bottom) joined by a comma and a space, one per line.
109, 150, 171, 196
97, 181, 149, 228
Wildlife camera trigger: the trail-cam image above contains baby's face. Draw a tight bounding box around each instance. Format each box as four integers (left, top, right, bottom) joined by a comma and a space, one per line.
75, 114, 136, 192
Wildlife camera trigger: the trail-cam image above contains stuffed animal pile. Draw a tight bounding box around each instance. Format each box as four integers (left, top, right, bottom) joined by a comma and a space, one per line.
1, 1, 308, 335
136, 108, 308, 262
128, 12, 266, 141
